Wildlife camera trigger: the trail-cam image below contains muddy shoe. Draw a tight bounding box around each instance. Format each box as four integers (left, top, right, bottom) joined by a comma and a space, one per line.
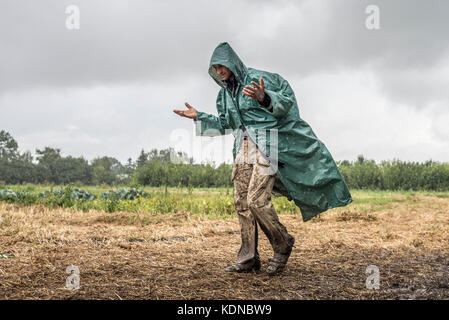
225, 258, 261, 273
266, 235, 295, 276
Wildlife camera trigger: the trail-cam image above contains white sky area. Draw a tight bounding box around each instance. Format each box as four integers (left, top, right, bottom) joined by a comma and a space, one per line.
1, 0, 448, 165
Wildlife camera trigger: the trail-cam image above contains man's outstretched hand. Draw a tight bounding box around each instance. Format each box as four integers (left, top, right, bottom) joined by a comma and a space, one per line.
173, 102, 198, 120
243, 77, 265, 102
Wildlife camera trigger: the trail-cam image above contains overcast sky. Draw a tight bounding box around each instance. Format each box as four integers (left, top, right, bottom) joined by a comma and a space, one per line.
1, 0, 448, 164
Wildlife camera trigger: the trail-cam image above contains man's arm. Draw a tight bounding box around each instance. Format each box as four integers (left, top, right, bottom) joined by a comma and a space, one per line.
262, 75, 296, 118
194, 111, 231, 136
243, 76, 295, 118
194, 91, 231, 136
243, 77, 275, 112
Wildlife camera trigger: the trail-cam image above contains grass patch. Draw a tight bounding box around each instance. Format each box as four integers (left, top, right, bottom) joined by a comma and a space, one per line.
2, 185, 449, 219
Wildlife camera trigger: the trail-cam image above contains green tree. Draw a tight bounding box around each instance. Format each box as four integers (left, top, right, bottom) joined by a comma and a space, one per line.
0, 130, 19, 160
91, 156, 124, 185
35, 147, 92, 184
136, 149, 148, 168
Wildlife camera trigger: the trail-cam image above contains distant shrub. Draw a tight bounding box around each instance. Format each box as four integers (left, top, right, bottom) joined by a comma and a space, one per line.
0, 189, 18, 202
100, 188, 148, 200
38, 187, 96, 201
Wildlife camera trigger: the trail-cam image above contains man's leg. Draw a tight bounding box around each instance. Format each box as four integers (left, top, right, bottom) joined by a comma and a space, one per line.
225, 138, 260, 273
234, 163, 259, 265
247, 146, 295, 275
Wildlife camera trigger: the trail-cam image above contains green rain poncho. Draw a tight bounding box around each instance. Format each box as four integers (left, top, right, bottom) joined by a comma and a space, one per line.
195, 42, 352, 221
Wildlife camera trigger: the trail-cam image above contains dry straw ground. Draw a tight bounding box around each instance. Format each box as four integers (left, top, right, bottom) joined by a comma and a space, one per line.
0, 192, 448, 299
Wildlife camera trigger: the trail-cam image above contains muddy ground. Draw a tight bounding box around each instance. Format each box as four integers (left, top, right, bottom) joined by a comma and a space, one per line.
0, 194, 448, 299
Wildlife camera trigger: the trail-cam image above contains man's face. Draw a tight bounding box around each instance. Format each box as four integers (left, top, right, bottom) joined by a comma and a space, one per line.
213, 64, 233, 81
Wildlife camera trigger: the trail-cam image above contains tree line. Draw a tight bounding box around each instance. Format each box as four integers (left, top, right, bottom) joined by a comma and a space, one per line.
1, 130, 449, 190
338, 155, 449, 191
0, 130, 232, 187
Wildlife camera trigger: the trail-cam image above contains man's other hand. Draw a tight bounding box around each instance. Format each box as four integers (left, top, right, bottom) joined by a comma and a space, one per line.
243, 77, 265, 102
173, 102, 198, 120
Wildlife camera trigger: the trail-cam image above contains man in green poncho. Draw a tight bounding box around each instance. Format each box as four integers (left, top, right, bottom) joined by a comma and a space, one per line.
174, 42, 352, 275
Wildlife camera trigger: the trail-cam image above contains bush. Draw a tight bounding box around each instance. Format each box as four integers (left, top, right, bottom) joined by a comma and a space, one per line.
100, 188, 148, 200
0, 189, 18, 202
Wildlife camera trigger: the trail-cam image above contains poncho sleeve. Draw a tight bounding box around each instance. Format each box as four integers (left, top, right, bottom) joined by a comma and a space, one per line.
263, 74, 296, 119
194, 90, 232, 136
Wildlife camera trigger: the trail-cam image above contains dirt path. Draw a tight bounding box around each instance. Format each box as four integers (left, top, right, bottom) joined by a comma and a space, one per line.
0, 196, 448, 299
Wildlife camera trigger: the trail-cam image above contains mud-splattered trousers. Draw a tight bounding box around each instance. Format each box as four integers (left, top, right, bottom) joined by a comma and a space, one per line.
232, 135, 293, 264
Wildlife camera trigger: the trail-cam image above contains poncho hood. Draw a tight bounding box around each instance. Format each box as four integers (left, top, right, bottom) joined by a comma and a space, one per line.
208, 42, 248, 87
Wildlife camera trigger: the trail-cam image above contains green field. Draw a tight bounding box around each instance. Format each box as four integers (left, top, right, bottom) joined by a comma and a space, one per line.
2, 184, 449, 220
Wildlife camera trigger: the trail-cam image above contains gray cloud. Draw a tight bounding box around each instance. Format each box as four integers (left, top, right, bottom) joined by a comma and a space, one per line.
0, 0, 231, 93
2, 0, 448, 104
